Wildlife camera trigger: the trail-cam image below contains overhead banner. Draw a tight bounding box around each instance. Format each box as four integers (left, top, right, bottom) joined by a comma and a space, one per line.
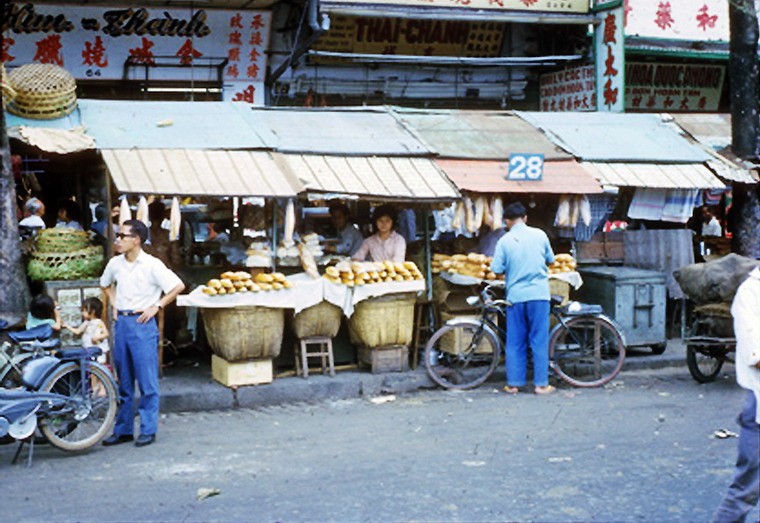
1, 3, 271, 104
323, 0, 589, 14
625, 62, 725, 112
624, 0, 730, 41
539, 65, 596, 112
312, 15, 505, 60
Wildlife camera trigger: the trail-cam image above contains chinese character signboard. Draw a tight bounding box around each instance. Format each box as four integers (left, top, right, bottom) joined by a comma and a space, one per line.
312, 16, 504, 60
539, 65, 596, 112
322, 0, 589, 14
594, 5, 625, 112
507, 153, 544, 181
1, 3, 271, 104
624, 0, 731, 41
625, 62, 725, 112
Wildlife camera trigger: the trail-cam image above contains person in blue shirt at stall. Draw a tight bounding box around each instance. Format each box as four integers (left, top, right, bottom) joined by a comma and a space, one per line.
490, 201, 555, 396
324, 202, 363, 257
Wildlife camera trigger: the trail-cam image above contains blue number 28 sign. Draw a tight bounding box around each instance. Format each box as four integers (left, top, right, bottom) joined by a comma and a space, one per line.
507, 153, 544, 181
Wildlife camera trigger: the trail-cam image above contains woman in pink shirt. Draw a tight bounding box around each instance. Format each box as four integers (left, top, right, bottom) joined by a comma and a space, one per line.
352, 205, 406, 263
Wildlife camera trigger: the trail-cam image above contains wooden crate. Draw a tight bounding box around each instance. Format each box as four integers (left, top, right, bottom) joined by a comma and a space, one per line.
358, 345, 409, 374
438, 311, 494, 354
211, 354, 273, 387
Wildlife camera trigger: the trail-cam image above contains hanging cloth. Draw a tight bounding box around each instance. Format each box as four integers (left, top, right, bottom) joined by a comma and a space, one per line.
169, 197, 181, 242
118, 196, 132, 226
135, 196, 149, 227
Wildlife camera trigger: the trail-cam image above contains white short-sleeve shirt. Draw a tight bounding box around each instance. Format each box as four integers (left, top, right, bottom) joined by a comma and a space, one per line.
100, 250, 182, 311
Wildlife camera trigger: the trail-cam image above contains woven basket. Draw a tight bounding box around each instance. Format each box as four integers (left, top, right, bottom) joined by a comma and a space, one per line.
1, 64, 16, 104
549, 279, 571, 305
293, 301, 343, 339
438, 310, 495, 354
28, 246, 104, 281
349, 293, 416, 348
7, 63, 77, 120
35, 228, 90, 253
202, 307, 284, 362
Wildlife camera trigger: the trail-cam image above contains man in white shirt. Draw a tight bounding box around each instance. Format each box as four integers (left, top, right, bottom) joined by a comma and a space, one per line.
100, 219, 185, 448
713, 268, 760, 522
19, 197, 46, 229
701, 206, 722, 237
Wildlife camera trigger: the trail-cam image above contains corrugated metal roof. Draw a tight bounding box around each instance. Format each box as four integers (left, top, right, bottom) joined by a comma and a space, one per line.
583, 162, 725, 189
102, 149, 301, 197
435, 159, 602, 194
78, 100, 275, 149
245, 107, 429, 156
516, 111, 712, 163
393, 108, 571, 160
279, 154, 459, 201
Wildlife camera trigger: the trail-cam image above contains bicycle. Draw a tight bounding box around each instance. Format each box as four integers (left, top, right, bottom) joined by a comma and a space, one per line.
424, 283, 627, 390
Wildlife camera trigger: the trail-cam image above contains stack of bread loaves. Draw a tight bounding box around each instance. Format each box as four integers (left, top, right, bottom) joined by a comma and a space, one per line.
201, 270, 293, 295
432, 253, 503, 281
548, 253, 577, 274
323, 261, 424, 286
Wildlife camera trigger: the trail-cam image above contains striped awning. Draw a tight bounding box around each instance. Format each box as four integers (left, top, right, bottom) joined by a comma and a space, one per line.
101, 149, 302, 197
279, 154, 460, 201
583, 162, 726, 189
435, 159, 603, 194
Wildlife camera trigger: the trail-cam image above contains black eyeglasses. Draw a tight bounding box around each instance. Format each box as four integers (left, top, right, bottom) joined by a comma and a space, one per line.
115, 233, 136, 240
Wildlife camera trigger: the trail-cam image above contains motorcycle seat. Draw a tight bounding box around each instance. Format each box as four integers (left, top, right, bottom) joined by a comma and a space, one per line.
56, 347, 103, 361
8, 324, 54, 343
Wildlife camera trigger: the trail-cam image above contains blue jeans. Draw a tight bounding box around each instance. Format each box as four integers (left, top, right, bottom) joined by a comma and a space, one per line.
505, 300, 550, 387
113, 315, 160, 437
713, 391, 760, 523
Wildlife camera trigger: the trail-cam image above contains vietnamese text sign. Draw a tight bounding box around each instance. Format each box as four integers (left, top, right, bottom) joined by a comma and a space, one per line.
1, 3, 271, 104
539, 65, 596, 112
507, 153, 544, 181
323, 0, 589, 14
625, 62, 725, 112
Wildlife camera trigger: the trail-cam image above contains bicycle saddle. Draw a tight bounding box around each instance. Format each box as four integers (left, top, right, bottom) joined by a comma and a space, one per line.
8, 324, 54, 343
56, 347, 103, 361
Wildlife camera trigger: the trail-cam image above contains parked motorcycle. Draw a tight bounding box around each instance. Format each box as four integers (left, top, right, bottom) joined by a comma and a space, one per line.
0, 325, 118, 465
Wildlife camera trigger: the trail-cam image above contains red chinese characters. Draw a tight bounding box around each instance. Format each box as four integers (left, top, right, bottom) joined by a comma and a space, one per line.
33, 35, 64, 66
601, 13, 619, 109
129, 37, 156, 65
696, 5, 718, 31
624, 0, 632, 26
233, 85, 255, 103
251, 14, 264, 30
176, 39, 202, 65
230, 14, 243, 29
227, 64, 239, 78
520, 0, 538, 6
655, 2, 674, 30
2, 37, 15, 63
82, 36, 108, 68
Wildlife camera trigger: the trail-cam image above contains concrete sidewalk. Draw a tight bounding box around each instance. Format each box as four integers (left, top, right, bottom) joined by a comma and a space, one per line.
159, 338, 702, 414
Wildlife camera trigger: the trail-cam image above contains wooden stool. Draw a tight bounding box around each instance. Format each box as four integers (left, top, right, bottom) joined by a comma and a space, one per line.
294, 336, 335, 378
411, 299, 436, 369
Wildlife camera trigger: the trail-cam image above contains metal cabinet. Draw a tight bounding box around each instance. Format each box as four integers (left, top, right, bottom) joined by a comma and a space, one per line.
576, 267, 667, 351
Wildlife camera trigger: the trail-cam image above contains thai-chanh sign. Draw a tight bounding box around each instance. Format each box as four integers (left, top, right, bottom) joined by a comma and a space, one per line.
1, 3, 272, 104
323, 0, 589, 14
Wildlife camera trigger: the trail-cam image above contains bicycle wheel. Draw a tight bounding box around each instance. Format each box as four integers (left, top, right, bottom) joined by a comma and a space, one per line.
550, 315, 625, 388
424, 322, 501, 390
39, 362, 117, 452
686, 346, 724, 383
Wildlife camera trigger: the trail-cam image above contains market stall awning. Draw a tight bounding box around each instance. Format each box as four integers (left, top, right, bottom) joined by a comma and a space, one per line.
393, 108, 571, 161
102, 149, 303, 197
242, 107, 430, 156
583, 162, 725, 190
516, 111, 713, 163
435, 159, 603, 194
279, 154, 460, 201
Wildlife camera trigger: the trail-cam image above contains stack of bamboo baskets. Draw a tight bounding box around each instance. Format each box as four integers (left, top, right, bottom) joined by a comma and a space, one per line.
6, 63, 77, 120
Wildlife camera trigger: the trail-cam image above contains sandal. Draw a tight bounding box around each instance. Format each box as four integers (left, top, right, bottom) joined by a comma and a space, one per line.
534, 385, 556, 395
503, 386, 519, 395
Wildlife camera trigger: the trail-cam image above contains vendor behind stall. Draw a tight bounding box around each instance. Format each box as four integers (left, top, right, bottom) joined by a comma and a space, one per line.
325, 202, 363, 256
352, 204, 406, 263
55, 199, 84, 230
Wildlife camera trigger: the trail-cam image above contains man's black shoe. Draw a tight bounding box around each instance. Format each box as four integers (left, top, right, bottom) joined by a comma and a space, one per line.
102, 434, 134, 446
135, 434, 155, 447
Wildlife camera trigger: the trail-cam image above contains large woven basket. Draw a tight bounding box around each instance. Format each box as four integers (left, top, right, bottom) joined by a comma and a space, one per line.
293, 301, 343, 339
35, 228, 90, 253
202, 307, 284, 362
349, 292, 416, 348
7, 63, 77, 120
549, 279, 571, 305
438, 310, 495, 354
27, 246, 104, 281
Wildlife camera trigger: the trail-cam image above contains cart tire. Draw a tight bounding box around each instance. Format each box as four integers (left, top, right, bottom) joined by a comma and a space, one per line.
686, 346, 724, 383
651, 343, 667, 355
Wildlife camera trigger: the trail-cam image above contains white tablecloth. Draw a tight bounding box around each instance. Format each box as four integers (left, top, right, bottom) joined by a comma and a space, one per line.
440, 271, 583, 290
177, 273, 425, 316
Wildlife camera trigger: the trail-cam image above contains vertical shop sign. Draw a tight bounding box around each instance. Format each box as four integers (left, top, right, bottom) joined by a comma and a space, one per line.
594, 4, 625, 113
2, 3, 271, 105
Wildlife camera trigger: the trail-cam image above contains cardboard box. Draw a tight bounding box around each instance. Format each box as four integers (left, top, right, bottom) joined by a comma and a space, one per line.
211, 354, 273, 387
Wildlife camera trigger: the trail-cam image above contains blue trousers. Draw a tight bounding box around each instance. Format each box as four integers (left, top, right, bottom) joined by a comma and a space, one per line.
113, 315, 160, 437
505, 300, 550, 387
713, 391, 760, 523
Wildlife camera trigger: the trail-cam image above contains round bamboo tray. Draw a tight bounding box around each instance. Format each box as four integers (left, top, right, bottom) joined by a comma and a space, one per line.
35, 228, 90, 253
7, 63, 77, 120
202, 307, 284, 362
27, 246, 104, 281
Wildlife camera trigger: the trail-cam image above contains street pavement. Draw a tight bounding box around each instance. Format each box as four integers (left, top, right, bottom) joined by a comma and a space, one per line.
2, 366, 757, 523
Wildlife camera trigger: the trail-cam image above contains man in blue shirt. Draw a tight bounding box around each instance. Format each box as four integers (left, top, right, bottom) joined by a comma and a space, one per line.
325, 202, 364, 256
490, 202, 555, 395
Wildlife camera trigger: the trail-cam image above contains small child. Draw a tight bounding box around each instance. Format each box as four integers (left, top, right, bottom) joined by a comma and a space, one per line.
27, 294, 62, 331
63, 297, 109, 363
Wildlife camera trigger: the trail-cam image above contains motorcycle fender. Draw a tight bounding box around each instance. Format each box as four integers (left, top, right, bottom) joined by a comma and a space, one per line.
21, 356, 60, 390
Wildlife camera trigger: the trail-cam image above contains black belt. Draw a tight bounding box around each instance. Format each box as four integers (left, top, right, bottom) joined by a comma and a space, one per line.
117, 310, 140, 316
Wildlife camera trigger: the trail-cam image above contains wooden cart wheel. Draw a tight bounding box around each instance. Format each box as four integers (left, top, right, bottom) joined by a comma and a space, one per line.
686, 345, 724, 383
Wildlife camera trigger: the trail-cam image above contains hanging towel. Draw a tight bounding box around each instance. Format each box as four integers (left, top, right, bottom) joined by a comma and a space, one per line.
169, 197, 181, 241
118, 196, 132, 226
135, 196, 149, 226
661, 189, 699, 223
627, 188, 667, 221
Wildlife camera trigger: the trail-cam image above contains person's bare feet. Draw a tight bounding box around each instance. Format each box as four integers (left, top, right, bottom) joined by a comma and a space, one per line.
534, 385, 556, 395
503, 385, 519, 395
